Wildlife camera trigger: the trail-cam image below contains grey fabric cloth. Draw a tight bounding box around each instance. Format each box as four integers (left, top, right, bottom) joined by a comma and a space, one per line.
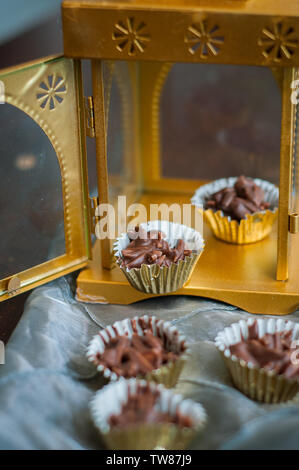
0, 276, 299, 450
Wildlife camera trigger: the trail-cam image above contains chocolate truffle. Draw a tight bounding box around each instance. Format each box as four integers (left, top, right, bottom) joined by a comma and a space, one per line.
206, 175, 270, 221
120, 226, 192, 269
229, 321, 299, 379
109, 383, 193, 428
96, 330, 179, 378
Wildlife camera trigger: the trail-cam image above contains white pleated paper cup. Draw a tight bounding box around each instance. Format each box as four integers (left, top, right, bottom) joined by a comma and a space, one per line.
191, 177, 279, 244
215, 318, 299, 403
87, 315, 190, 388
113, 221, 204, 294
90, 379, 207, 450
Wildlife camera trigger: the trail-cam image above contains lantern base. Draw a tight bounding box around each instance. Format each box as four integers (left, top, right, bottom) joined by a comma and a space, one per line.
76, 192, 299, 315
76, 228, 299, 315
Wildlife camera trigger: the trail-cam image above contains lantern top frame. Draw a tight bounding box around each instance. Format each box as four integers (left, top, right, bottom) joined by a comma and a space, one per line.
62, 0, 299, 66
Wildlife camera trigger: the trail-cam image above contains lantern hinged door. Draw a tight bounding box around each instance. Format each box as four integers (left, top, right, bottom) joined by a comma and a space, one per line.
0, 55, 92, 301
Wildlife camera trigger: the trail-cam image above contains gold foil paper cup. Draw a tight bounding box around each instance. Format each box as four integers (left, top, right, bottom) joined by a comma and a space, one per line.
90, 379, 207, 450
87, 315, 190, 388
191, 177, 279, 244
145, 356, 186, 389
215, 318, 299, 404
113, 221, 204, 294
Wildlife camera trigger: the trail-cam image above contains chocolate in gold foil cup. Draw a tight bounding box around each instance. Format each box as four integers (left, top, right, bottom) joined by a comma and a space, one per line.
191, 177, 279, 244
215, 318, 299, 404
90, 379, 207, 450
113, 221, 204, 294
87, 315, 190, 388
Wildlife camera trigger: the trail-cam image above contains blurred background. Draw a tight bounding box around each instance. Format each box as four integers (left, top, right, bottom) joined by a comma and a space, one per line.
0, 1, 62, 68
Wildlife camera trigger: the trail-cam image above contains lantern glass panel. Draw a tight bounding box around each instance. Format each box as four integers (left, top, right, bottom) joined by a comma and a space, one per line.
160, 63, 281, 183
103, 61, 140, 206
0, 103, 65, 279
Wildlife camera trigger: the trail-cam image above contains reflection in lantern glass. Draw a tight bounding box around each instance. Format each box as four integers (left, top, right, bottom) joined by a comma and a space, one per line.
0, 103, 65, 279
14, 153, 37, 171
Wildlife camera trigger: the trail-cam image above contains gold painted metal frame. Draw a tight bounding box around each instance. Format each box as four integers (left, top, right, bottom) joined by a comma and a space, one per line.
63, 0, 299, 66
0, 55, 90, 301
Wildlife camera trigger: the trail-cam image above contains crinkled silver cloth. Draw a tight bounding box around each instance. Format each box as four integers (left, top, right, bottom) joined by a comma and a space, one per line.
0, 276, 299, 450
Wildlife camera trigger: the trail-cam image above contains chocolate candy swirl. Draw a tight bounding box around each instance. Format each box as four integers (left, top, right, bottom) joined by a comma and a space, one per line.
229, 321, 299, 379
120, 227, 192, 270
109, 383, 193, 428
206, 175, 270, 221
96, 330, 179, 378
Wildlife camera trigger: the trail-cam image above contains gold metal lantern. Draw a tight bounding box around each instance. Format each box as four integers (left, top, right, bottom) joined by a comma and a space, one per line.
1, 0, 299, 315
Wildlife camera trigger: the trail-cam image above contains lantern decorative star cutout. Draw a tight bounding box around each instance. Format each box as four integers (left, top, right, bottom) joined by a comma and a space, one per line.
185, 21, 224, 58
112, 17, 151, 56
258, 21, 299, 62
36, 75, 66, 110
